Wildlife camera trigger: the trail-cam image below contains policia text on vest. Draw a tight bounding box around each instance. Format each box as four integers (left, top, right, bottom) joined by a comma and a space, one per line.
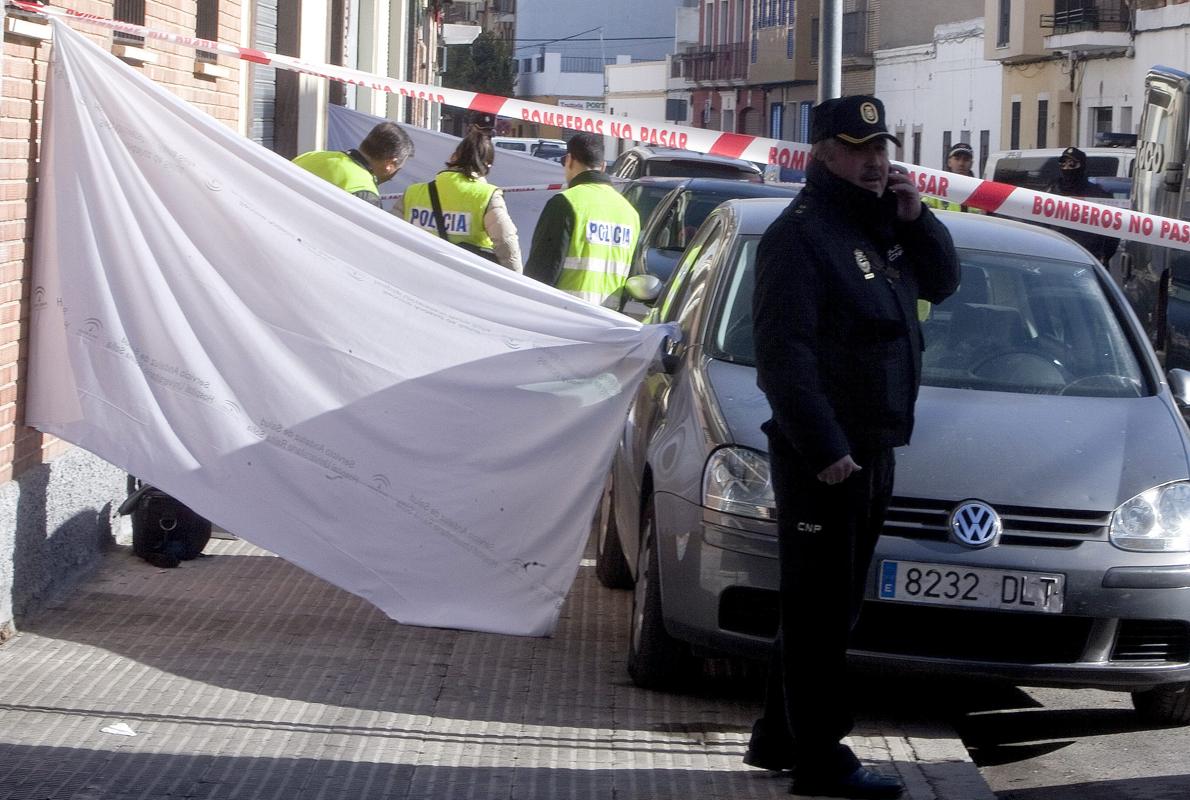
404, 171, 499, 254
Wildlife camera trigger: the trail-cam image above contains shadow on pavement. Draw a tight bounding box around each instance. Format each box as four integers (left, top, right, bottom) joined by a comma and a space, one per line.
993, 773, 1190, 800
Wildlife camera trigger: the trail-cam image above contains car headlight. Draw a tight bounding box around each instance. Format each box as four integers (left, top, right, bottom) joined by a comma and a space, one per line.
1110, 481, 1190, 552
702, 446, 776, 520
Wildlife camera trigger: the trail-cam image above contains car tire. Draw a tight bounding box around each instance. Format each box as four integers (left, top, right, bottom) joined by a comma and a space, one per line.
627, 496, 693, 689
594, 478, 632, 590
1131, 682, 1190, 725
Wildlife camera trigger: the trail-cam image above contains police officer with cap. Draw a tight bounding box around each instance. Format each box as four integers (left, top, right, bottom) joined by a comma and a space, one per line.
924, 142, 982, 213
1043, 146, 1118, 265
744, 95, 959, 799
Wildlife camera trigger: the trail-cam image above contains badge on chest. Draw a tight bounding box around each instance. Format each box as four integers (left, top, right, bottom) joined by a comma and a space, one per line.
854, 249, 875, 280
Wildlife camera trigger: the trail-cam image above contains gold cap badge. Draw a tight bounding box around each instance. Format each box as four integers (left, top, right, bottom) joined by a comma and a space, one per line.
860, 102, 879, 124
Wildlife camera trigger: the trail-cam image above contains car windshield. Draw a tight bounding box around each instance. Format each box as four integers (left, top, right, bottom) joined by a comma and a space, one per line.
681, 191, 743, 232
711, 243, 1147, 398
644, 160, 755, 180
622, 183, 678, 224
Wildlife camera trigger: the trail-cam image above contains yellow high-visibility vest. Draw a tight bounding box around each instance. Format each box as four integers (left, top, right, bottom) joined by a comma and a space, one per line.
403, 171, 498, 250
555, 182, 639, 307
293, 150, 377, 197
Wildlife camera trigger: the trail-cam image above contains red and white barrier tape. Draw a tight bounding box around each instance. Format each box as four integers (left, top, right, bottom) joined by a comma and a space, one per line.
379, 183, 565, 202
12, 0, 1190, 253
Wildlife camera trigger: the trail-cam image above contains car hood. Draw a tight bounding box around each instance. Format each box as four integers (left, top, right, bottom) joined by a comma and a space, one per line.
704, 360, 1190, 510
899, 387, 1190, 510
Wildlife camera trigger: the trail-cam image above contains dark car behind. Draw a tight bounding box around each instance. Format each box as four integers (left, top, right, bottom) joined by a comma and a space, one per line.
610, 146, 763, 183
630, 178, 800, 283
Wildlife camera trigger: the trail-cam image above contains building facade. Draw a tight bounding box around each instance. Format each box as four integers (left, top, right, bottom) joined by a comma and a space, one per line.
981, 0, 1172, 152
675, 0, 880, 159
875, 0, 1001, 174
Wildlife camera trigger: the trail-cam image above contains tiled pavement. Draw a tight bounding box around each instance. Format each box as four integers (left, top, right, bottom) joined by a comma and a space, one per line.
0, 536, 995, 799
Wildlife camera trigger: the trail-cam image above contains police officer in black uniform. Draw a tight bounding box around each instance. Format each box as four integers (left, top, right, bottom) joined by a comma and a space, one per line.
1043, 145, 1119, 265
744, 96, 960, 799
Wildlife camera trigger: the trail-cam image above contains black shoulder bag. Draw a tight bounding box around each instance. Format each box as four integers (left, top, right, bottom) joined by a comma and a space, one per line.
427, 180, 501, 264
117, 479, 212, 568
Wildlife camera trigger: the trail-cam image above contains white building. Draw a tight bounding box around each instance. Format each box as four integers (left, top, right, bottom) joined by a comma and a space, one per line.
876, 18, 1003, 173
604, 60, 669, 158
1075, 3, 1190, 145
515, 51, 628, 100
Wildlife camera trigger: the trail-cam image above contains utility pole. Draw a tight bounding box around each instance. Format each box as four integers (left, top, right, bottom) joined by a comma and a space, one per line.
818, 0, 842, 103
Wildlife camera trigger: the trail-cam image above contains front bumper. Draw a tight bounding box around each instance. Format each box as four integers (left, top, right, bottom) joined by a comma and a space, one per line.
652, 491, 1190, 690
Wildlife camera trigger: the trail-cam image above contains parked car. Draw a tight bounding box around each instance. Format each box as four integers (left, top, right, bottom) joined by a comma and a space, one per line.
630, 178, 801, 283
619, 177, 686, 226
597, 198, 1190, 725
610, 145, 763, 182
530, 142, 567, 162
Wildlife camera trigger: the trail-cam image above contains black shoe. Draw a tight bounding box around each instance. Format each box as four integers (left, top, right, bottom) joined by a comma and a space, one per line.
743, 739, 794, 771
790, 766, 904, 799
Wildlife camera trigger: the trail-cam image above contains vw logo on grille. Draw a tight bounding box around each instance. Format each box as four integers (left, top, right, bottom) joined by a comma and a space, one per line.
948, 500, 1002, 548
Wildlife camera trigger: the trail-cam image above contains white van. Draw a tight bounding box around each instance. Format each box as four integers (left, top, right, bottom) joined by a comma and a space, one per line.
491, 137, 566, 155
983, 147, 1135, 205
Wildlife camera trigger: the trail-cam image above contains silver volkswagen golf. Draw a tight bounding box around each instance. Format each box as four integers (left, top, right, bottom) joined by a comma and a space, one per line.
597, 198, 1190, 725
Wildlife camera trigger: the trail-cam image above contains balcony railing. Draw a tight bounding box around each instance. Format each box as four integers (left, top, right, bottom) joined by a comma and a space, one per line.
1040, 2, 1129, 34
676, 43, 749, 84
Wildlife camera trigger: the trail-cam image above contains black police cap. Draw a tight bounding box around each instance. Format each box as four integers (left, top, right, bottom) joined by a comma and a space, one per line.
810, 95, 901, 147
1059, 146, 1086, 165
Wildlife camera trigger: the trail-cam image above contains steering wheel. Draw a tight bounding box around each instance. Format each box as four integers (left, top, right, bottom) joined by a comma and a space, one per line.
972, 350, 1069, 387
1059, 374, 1144, 397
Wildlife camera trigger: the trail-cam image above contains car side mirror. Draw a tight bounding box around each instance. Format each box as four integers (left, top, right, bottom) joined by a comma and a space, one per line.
1168, 368, 1190, 412
625, 274, 664, 305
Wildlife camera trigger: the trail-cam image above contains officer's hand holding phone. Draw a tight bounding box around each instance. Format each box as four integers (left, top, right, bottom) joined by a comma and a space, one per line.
885, 164, 922, 223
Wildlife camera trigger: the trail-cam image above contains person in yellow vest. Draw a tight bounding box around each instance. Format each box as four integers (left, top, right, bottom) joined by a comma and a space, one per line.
524, 132, 640, 307
292, 121, 413, 207
921, 142, 981, 320
397, 127, 523, 272
923, 142, 983, 214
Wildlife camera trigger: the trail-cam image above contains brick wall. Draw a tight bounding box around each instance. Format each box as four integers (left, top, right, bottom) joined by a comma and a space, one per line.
0, 0, 243, 486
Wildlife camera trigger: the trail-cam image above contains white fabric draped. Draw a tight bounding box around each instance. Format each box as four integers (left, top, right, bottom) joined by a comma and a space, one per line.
27, 20, 670, 636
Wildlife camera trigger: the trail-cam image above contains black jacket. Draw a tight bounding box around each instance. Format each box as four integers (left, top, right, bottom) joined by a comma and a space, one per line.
1043, 174, 1118, 265
752, 160, 961, 472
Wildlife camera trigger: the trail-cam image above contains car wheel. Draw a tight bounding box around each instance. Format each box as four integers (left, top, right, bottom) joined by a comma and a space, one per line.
627, 495, 693, 689
594, 478, 632, 590
1131, 682, 1190, 725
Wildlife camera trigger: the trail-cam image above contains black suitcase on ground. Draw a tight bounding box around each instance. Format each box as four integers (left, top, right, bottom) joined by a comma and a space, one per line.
118, 481, 212, 568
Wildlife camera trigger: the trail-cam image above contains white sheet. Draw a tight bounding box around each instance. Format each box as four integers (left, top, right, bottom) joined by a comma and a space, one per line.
27, 20, 670, 637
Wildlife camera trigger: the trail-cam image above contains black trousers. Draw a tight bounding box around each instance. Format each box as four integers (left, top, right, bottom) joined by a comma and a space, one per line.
755, 433, 896, 778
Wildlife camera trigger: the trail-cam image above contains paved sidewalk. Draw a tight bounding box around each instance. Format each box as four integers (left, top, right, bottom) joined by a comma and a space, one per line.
0, 537, 995, 800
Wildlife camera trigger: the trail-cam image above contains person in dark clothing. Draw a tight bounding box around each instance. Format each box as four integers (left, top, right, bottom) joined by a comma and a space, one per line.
1043, 146, 1119, 265
524, 133, 639, 307
744, 95, 960, 800
293, 121, 414, 207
